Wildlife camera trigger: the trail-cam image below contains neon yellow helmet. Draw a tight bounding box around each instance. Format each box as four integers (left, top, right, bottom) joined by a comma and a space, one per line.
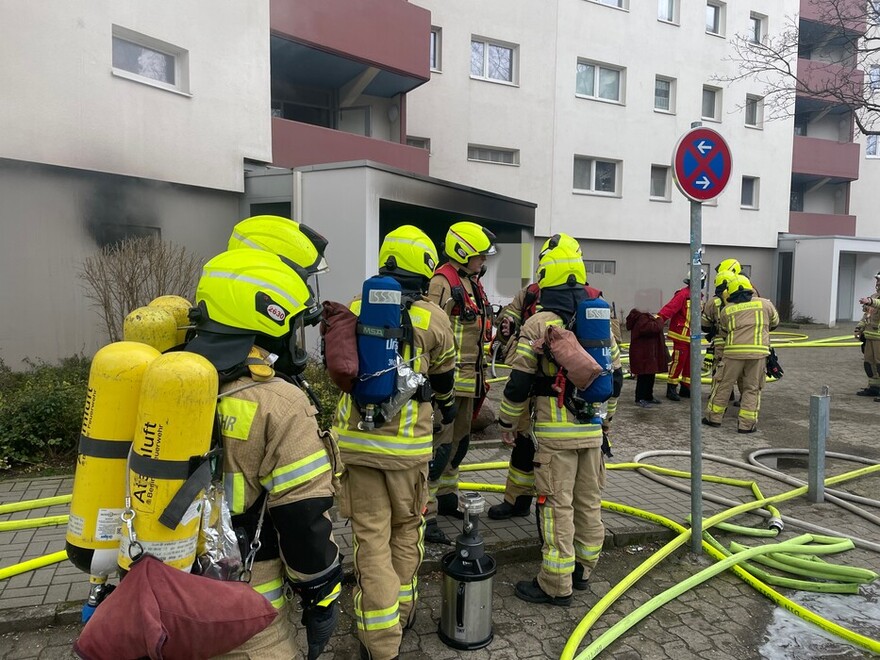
726, 274, 754, 298
713, 270, 736, 292
715, 258, 741, 275
539, 233, 582, 260
537, 245, 586, 289
187, 250, 319, 372
378, 225, 438, 280
444, 221, 497, 265
228, 215, 329, 275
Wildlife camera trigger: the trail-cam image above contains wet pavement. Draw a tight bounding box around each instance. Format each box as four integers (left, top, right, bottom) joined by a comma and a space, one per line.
2, 326, 879, 659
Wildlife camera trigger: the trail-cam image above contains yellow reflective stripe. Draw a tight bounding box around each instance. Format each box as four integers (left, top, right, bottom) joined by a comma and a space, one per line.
546, 319, 564, 327
739, 409, 758, 420
435, 388, 455, 403
217, 397, 258, 441
335, 429, 433, 457
508, 465, 535, 488
542, 550, 576, 575
516, 340, 536, 361
574, 542, 602, 562
223, 472, 247, 514
668, 330, 688, 343
409, 306, 431, 330
501, 399, 526, 417
260, 450, 331, 493
254, 578, 285, 609
503, 309, 522, 322
533, 423, 603, 439
399, 577, 418, 603
433, 345, 456, 367
708, 401, 727, 414
725, 346, 769, 355
438, 474, 458, 488
540, 499, 555, 542
606, 397, 618, 417
354, 602, 400, 631
317, 582, 341, 607
726, 301, 763, 313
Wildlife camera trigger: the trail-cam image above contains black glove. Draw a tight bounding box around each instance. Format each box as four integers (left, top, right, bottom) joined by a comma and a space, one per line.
302, 601, 338, 660
611, 368, 623, 398
438, 398, 458, 425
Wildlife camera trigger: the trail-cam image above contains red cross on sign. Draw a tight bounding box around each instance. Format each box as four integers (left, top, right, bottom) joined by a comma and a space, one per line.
672, 127, 733, 202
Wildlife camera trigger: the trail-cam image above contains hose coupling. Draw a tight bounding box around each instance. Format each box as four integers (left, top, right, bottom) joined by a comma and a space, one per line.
767, 517, 784, 533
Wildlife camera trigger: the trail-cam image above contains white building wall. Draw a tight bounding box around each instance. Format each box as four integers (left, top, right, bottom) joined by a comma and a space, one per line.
0, 0, 271, 192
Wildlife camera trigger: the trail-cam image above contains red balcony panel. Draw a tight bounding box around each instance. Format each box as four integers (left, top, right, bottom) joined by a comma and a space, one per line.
796, 59, 864, 102
272, 118, 429, 175
789, 211, 856, 236
792, 135, 860, 180
271, 0, 430, 81
800, 0, 866, 34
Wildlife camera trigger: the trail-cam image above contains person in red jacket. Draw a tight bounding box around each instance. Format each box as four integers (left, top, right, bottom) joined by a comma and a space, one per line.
658, 270, 704, 401
625, 309, 669, 407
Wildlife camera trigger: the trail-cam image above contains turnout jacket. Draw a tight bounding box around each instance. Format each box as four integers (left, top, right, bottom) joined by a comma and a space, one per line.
218, 370, 340, 601
428, 269, 490, 398
701, 297, 727, 350
718, 296, 780, 359
658, 286, 697, 344
333, 297, 455, 470
856, 284, 880, 340
498, 310, 603, 451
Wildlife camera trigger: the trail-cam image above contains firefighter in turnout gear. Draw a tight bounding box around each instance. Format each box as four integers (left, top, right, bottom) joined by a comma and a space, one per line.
855, 271, 880, 398
425, 221, 496, 544
658, 269, 706, 400
701, 270, 738, 389
228, 214, 330, 277
703, 274, 779, 433
332, 226, 455, 660
498, 244, 606, 606
489, 234, 621, 521
185, 250, 342, 660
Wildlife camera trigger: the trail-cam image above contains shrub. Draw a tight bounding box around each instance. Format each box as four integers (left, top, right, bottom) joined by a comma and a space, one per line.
301, 358, 341, 431
0, 356, 91, 470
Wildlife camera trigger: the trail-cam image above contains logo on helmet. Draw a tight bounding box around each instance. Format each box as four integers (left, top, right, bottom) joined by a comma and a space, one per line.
255, 292, 289, 326
455, 245, 468, 260
426, 256, 436, 271
267, 305, 286, 322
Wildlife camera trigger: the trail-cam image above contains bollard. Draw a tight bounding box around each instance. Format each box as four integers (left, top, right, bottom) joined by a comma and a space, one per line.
807, 386, 830, 503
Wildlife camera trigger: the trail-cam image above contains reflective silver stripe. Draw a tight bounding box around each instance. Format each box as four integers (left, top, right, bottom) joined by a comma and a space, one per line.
204, 269, 301, 311
231, 231, 261, 250
286, 556, 340, 583
336, 433, 432, 454
261, 453, 330, 492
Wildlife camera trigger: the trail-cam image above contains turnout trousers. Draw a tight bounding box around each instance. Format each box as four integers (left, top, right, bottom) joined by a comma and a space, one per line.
501, 432, 537, 504
428, 396, 475, 516
864, 338, 880, 389
339, 463, 428, 660
706, 357, 764, 431
667, 340, 691, 387
534, 446, 606, 597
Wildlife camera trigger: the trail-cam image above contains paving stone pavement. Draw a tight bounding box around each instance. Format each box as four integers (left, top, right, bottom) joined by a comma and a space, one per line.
2, 327, 880, 658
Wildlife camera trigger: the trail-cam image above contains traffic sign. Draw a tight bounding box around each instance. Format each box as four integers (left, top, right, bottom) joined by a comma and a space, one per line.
672, 127, 732, 202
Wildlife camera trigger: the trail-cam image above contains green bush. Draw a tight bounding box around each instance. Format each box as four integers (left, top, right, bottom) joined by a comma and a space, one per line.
0, 356, 91, 470
301, 359, 341, 431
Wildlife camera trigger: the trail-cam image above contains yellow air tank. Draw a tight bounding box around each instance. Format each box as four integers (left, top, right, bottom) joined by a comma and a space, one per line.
66, 342, 160, 581
118, 351, 218, 572
148, 295, 192, 346
123, 306, 178, 353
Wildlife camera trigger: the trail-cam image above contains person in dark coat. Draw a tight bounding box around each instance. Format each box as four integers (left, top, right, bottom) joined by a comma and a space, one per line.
626, 309, 669, 407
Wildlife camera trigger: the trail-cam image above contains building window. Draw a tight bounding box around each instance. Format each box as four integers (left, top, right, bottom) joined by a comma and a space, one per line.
650, 165, 671, 200
468, 144, 519, 165
658, 0, 677, 22
654, 76, 675, 112
749, 12, 766, 45
870, 0, 880, 24
867, 135, 878, 158
573, 156, 620, 195
790, 188, 804, 212
471, 37, 517, 84
745, 94, 763, 128
585, 260, 617, 275
430, 27, 442, 71
111, 26, 188, 93
702, 86, 722, 121
592, 0, 628, 8
576, 60, 624, 103
741, 176, 759, 208
407, 136, 431, 152
706, 2, 725, 36
870, 66, 880, 92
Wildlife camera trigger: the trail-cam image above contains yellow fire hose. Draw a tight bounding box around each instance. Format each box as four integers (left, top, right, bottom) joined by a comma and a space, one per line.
0, 494, 72, 515
0, 515, 69, 532
0, 550, 68, 581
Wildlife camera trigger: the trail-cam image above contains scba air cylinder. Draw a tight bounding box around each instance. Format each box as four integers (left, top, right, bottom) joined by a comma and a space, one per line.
439, 492, 496, 650
118, 351, 217, 573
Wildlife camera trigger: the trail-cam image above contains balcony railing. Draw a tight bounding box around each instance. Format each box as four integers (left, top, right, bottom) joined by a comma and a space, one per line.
796, 58, 864, 104
271, 117, 429, 175
789, 211, 856, 236
791, 135, 860, 180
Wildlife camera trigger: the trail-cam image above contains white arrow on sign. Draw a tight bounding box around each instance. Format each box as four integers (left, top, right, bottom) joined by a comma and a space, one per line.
696, 175, 711, 189
696, 140, 712, 155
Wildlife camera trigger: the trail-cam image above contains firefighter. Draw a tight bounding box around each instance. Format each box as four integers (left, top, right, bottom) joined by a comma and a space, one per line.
658, 269, 705, 401
701, 269, 737, 388
186, 250, 341, 660
488, 233, 621, 520
332, 226, 455, 660
228, 214, 330, 278
499, 243, 606, 606
855, 271, 880, 398
425, 221, 496, 543
703, 274, 779, 433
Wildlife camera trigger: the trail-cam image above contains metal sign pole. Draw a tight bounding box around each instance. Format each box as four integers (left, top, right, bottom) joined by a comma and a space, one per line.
688, 121, 704, 555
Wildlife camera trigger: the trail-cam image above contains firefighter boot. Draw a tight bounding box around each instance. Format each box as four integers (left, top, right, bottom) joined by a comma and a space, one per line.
514, 579, 571, 607
436, 492, 464, 519
572, 563, 590, 591
425, 518, 451, 545
666, 384, 681, 401
857, 386, 880, 397
678, 384, 691, 398
488, 496, 533, 520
